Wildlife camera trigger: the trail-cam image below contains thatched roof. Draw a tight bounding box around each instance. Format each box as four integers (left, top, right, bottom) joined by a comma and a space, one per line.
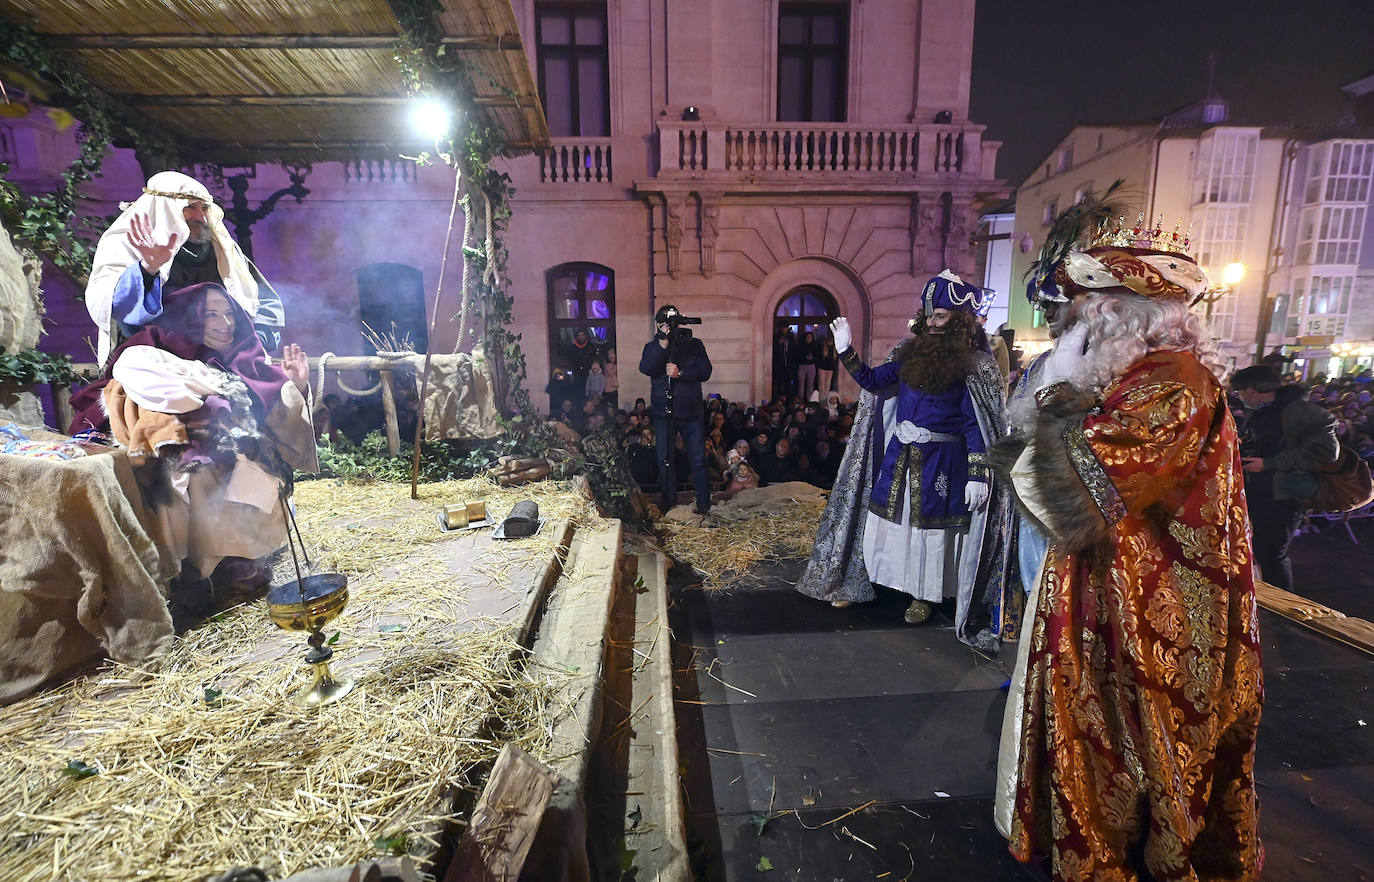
0, 0, 549, 164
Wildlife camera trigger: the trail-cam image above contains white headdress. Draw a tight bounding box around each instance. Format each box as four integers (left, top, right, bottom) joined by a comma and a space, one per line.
85, 171, 259, 365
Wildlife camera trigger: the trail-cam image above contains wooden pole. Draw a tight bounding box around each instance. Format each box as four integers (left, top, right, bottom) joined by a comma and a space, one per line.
379, 369, 400, 457
53, 383, 74, 434
412, 164, 465, 498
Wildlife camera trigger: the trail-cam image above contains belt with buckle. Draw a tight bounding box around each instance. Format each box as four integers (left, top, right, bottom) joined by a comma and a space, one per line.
895, 422, 959, 444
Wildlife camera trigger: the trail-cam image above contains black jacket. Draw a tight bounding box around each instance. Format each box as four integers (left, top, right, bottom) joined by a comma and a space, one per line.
640, 332, 713, 420
1238, 384, 1339, 500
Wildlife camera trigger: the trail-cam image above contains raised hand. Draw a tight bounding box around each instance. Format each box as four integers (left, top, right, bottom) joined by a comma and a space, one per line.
830, 317, 852, 353
125, 212, 181, 271
1039, 322, 1089, 389
280, 343, 310, 394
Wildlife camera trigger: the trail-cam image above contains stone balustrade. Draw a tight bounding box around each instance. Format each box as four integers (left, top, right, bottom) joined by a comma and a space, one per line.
656, 120, 998, 179
343, 159, 418, 184
540, 138, 614, 183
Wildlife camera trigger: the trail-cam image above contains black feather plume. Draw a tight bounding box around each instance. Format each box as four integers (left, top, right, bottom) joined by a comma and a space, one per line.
1024, 179, 1126, 291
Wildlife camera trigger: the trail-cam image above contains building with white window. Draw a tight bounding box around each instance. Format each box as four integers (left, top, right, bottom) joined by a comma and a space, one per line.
1004, 100, 1374, 376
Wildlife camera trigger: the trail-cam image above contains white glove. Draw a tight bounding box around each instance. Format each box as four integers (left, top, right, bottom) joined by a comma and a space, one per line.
830, 317, 852, 353
1038, 322, 1089, 390
964, 480, 989, 512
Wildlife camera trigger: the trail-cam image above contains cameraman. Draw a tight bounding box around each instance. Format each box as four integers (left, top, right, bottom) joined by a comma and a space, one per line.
640, 304, 714, 516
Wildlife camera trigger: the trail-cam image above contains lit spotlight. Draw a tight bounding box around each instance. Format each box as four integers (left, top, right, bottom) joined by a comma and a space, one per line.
411, 98, 452, 140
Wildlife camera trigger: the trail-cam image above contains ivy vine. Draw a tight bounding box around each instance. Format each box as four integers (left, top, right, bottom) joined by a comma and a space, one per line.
0, 22, 184, 287
0, 346, 76, 385
386, 2, 642, 519
388, 1, 530, 416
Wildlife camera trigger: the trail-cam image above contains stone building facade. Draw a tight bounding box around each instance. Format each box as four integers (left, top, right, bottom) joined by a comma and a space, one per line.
3, 0, 1005, 411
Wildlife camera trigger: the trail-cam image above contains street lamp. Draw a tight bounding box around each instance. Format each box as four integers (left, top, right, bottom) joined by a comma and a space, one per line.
410, 97, 453, 141
1221, 262, 1246, 287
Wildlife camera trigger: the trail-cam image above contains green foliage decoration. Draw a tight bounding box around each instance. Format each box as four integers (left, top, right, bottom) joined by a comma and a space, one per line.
0, 22, 184, 287
0, 346, 76, 385
313, 431, 497, 483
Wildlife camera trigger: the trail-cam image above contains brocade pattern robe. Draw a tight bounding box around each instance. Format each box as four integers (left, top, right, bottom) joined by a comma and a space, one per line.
1010, 350, 1263, 882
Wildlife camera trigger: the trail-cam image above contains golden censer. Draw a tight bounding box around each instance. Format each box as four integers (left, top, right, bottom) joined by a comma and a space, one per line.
267, 498, 354, 706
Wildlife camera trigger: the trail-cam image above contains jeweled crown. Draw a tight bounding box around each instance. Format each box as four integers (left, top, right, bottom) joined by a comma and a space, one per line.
1089, 213, 1195, 258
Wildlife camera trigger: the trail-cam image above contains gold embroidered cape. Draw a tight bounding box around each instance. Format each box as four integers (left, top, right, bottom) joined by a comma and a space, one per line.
1010, 350, 1264, 881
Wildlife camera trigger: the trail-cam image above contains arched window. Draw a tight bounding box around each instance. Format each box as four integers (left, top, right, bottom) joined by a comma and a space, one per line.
547, 262, 615, 371
772, 286, 839, 398
773, 286, 837, 340
357, 263, 426, 352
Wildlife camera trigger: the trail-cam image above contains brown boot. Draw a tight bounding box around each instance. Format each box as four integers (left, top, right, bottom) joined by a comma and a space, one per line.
904, 599, 933, 624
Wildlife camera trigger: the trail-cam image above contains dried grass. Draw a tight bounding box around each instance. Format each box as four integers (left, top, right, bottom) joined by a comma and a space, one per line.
658, 496, 827, 590
0, 476, 604, 882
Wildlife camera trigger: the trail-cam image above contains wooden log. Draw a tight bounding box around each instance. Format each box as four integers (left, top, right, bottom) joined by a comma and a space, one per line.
52, 383, 74, 434
495, 464, 552, 486
379, 369, 400, 457
305, 355, 415, 372
494, 456, 547, 473
444, 743, 558, 882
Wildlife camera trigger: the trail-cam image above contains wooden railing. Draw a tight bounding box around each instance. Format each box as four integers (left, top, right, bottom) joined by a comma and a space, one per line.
655, 120, 998, 178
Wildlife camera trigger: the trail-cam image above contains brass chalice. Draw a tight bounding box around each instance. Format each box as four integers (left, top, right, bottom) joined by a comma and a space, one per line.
269, 500, 355, 706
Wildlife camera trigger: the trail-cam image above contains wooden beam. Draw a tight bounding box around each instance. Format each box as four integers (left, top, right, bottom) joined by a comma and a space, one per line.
41, 33, 522, 51
123, 93, 537, 110
445, 744, 557, 882
124, 94, 411, 108
379, 369, 401, 457
471, 94, 538, 107
209, 141, 411, 152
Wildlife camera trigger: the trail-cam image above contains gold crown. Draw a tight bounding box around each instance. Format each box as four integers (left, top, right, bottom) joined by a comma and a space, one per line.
1089, 213, 1194, 258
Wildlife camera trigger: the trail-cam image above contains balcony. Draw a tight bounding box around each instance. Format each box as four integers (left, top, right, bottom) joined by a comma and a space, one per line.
540, 138, 614, 184
653, 120, 1000, 185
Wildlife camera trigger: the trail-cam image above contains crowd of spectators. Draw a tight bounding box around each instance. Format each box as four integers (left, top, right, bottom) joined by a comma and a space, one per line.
549, 389, 855, 499
772, 328, 839, 402
1294, 370, 1374, 458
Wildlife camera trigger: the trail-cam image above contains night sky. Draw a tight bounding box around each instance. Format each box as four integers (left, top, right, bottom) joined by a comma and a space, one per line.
970, 0, 1374, 185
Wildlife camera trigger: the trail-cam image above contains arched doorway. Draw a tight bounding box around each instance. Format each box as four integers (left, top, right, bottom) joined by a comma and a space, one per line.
357, 263, 426, 353
772, 286, 839, 399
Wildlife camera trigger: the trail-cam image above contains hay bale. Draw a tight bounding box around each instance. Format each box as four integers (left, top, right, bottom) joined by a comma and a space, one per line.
659, 482, 828, 589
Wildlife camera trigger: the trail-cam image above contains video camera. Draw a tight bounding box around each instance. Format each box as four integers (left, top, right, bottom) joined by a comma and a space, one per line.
655, 304, 701, 338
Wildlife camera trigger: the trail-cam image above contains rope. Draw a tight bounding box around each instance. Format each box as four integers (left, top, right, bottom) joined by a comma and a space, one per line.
483, 188, 498, 288
454, 187, 475, 353
316, 352, 382, 397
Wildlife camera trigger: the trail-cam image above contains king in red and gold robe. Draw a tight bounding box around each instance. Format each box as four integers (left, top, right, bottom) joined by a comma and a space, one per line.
999, 349, 1263, 882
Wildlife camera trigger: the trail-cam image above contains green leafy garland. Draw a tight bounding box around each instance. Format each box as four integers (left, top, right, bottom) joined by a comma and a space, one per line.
0, 22, 183, 287
0, 346, 76, 385
389, 1, 530, 419
388, 3, 646, 521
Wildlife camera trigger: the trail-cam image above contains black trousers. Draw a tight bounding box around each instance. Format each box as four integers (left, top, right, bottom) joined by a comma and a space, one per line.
654, 415, 709, 513
1247, 491, 1305, 591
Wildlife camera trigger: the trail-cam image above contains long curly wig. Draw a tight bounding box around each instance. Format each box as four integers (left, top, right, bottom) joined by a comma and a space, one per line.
896, 310, 984, 394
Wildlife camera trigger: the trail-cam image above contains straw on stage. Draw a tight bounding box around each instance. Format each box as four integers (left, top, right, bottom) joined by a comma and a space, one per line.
0, 476, 603, 881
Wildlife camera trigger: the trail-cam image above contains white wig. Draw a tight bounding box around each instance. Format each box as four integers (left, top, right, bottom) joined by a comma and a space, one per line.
1068, 292, 1225, 396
